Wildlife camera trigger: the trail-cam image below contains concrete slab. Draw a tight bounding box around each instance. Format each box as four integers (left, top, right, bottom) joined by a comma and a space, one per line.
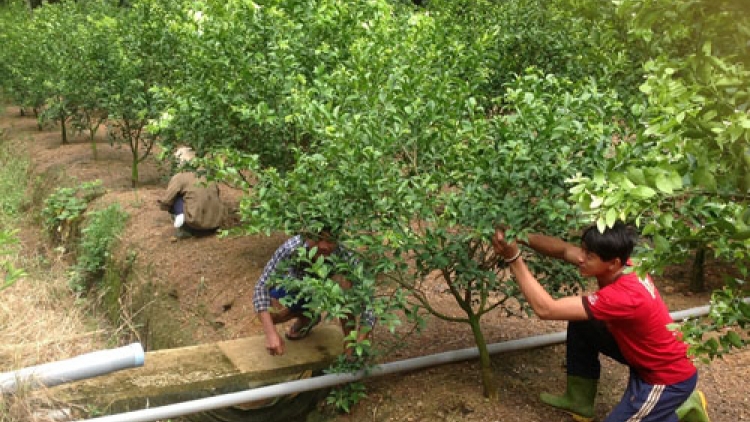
218, 324, 343, 374
48, 325, 344, 413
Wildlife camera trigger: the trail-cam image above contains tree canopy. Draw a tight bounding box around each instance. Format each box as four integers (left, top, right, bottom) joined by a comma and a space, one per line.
0, 0, 747, 402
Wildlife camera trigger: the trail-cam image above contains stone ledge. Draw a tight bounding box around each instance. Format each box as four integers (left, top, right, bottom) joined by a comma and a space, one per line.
49, 324, 343, 413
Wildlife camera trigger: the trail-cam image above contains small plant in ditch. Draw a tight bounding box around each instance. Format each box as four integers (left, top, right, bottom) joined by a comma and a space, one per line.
41, 180, 105, 246
69, 204, 128, 293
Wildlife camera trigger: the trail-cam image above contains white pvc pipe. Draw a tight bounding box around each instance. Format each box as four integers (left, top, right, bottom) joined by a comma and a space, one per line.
670, 305, 710, 321
0, 343, 145, 394
76, 302, 726, 422
77, 332, 565, 422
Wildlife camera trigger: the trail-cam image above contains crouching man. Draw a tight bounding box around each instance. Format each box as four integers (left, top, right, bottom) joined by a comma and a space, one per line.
157, 147, 226, 240
253, 227, 375, 358
491, 222, 710, 422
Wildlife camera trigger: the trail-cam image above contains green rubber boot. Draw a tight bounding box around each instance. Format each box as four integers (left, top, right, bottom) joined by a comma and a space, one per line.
174, 227, 193, 240
540, 375, 597, 422
677, 390, 711, 422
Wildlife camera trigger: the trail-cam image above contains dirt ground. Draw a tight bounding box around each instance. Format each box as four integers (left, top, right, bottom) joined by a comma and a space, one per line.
2, 105, 749, 422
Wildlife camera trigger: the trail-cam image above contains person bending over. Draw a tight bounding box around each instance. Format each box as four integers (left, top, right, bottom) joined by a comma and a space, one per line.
157, 147, 226, 240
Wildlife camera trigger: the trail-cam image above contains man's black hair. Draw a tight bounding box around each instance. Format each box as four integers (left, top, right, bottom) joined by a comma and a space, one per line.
301, 217, 342, 240
581, 221, 638, 265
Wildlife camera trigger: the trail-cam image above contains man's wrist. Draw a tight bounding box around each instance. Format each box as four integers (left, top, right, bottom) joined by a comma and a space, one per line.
503, 248, 522, 264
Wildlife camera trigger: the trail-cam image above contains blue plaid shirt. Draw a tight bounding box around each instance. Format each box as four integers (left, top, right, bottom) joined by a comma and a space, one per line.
253, 235, 376, 326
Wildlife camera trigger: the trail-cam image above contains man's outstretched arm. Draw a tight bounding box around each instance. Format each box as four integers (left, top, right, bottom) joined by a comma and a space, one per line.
494, 229, 588, 321
522, 233, 582, 265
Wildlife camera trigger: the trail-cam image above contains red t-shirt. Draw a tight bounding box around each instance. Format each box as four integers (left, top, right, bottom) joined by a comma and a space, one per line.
583, 272, 696, 385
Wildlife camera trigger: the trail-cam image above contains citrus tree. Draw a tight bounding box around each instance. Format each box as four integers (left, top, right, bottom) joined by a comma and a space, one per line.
102, 0, 189, 187
65, 4, 122, 159
31, 1, 78, 144
1, 0, 120, 150
569, 0, 750, 358
148, 0, 392, 171
30, 1, 120, 146
7, 0, 747, 408
148, 0, 306, 170
205, 0, 634, 399
0, 1, 50, 124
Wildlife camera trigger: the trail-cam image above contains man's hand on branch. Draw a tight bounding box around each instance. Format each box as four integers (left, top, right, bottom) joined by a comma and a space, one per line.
492, 228, 521, 262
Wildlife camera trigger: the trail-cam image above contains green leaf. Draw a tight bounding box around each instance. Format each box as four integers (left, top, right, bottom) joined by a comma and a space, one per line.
596, 217, 607, 233
630, 186, 656, 199
593, 170, 605, 185
726, 331, 743, 348
605, 208, 618, 228
627, 168, 646, 185
655, 174, 673, 194
658, 213, 674, 229
654, 235, 670, 252
669, 172, 683, 190
693, 168, 717, 190
569, 184, 586, 195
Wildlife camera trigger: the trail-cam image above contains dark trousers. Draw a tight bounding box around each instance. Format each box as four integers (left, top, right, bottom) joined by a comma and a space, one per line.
169, 195, 215, 235
170, 195, 185, 215
566, 320, 628, 379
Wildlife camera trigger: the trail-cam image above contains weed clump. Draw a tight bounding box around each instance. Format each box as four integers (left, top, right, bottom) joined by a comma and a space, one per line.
69, 204, 128, 293
41, 180, 104, 246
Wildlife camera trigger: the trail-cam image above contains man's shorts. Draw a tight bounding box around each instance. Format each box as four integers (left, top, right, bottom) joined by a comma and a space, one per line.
606, 370, 697, 422
269, 286, 309, 314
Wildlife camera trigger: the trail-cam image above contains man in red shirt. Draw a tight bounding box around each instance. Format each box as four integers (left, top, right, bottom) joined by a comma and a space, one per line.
491, 222, 710, 422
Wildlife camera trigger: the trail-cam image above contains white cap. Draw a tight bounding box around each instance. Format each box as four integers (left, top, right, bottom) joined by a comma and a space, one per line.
174, 146, 196, 164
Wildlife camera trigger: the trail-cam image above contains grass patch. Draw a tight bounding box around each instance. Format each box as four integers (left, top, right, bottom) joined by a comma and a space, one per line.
0, 115, 112, 421
0, 132, 27, 293
0, 131, 29, 223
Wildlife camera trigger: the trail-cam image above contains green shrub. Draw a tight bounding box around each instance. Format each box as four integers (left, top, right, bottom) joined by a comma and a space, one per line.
41, 180, 105, 245
69, 204, 129, 293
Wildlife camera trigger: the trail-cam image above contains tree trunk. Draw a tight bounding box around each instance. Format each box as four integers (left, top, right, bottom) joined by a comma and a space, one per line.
60, 111, 68, 145
34, 107, 42, 130
689, 247, 706, 292
90, 131, 98, 160
131, 148, 139, 188
468, 315, 497, 399
126, 120, 139, 188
